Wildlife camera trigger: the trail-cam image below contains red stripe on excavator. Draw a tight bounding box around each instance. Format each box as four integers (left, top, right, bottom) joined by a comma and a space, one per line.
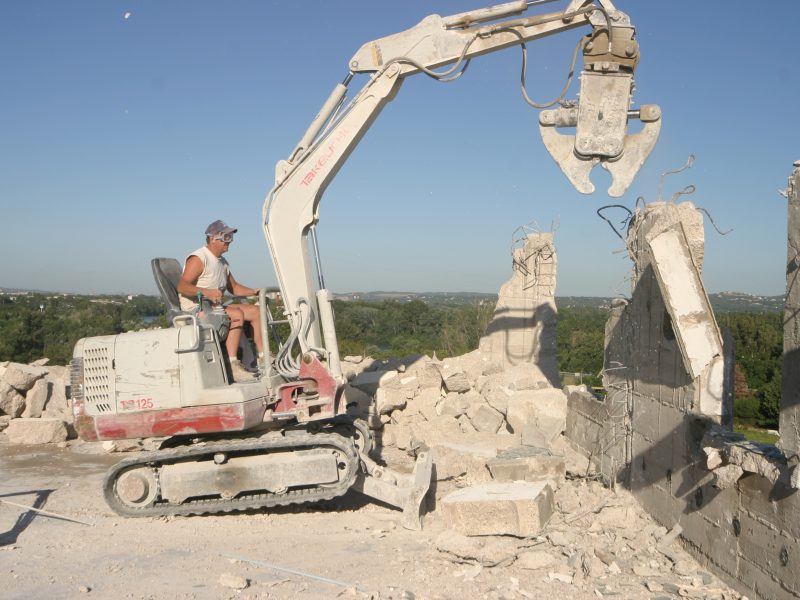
89, 400, 266, 441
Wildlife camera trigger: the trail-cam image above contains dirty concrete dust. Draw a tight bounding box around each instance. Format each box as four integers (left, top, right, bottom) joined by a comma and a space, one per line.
0, 436, 742, 600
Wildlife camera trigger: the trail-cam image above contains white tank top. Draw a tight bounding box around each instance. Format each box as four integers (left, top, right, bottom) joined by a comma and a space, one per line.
179, 246, 230, 311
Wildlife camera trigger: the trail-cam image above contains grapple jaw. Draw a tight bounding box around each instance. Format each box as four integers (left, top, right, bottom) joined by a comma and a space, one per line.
539, 11, 661, 197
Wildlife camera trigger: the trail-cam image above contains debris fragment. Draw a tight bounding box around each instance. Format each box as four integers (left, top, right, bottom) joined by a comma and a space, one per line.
218, 573, 249, 590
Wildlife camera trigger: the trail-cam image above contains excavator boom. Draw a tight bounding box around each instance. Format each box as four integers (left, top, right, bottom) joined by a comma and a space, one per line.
263, 0, 660, 378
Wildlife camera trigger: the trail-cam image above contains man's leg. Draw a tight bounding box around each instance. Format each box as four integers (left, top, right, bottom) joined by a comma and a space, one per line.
238, 304, 263, 354
225, 306, 245, 359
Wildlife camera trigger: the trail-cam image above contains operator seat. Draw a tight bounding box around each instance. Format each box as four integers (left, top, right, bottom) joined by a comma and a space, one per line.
151, 257, 189, 324
150, 257, 234, 348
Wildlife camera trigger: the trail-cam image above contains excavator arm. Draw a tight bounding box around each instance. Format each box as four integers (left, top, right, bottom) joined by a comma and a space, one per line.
262, 0, 660, 382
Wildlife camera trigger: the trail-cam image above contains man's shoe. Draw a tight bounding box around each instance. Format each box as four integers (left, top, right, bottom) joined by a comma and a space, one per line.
230, 360, 256, 382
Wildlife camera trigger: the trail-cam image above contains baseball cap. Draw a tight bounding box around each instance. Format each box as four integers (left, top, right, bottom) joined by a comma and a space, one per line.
205, 220, 238, 237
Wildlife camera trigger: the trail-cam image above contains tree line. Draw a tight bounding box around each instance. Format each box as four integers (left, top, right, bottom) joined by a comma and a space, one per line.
0, 294, 783, 428
0, 293, 165, 365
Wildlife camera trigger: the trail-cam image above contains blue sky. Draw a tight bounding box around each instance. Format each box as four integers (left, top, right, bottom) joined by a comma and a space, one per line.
1, 1, 798, 297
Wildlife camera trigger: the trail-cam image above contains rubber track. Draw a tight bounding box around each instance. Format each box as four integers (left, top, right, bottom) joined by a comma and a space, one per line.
102, 429, 359, 518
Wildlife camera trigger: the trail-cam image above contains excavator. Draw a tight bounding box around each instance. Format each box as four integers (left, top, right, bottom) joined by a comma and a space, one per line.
69, 0, 661, 529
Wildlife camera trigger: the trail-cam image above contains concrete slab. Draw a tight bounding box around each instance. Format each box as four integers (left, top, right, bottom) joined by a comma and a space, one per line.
6, 417, 68, 444
441, 481, 554, 537
487, 446, 565, 485
647, 225, 723, 381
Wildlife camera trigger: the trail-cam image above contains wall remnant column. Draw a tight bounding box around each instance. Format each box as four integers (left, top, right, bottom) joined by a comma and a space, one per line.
781, 161, 800, 457
479, 230, 558, 386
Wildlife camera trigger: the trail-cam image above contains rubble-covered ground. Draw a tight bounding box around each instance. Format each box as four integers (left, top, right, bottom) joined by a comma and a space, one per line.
0, 356, 746, 599
1, 435, 745, 600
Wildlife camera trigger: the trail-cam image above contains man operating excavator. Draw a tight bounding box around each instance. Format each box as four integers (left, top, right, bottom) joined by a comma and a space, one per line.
177, 219, 263, 382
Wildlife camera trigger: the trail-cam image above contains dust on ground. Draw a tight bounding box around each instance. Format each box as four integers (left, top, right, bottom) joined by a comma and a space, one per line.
0, 436, 742, 600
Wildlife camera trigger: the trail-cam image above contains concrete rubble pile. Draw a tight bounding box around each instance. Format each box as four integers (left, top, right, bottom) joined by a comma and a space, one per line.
0, 358, 74, 444
342, 229, 570, 538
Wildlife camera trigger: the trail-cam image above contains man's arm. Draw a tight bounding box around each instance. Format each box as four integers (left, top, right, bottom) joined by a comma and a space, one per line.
227, 273, 258, 297
177, 256, 224, 304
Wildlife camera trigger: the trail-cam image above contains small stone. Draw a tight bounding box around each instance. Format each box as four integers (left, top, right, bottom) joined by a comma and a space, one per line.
646, 581, 664, 592
218, 573, 249, 590
594, 548, 615, 566
548, 531, 571, 547
712, 465, 744, 490
443, 371, 471, 394
704, 447, 723, 470
79, 586, 91, 593
673, 560, 696, 577
662, 582, 680, 594
516, 551, 557, 570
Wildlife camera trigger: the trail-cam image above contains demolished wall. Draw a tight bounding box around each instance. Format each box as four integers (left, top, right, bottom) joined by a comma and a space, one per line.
781, 162, 800, 457
479, 231, 559, 386
564, 198, 800, 600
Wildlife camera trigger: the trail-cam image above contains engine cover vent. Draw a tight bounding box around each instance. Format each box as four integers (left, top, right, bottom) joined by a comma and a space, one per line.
84, 344, 112, 411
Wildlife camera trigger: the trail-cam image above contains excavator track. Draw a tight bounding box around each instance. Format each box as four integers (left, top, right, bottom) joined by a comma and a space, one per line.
103, 425, 360, 518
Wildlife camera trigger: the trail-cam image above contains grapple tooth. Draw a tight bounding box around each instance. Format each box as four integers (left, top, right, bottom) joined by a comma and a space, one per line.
539, 123, 597, 195
602, 117, 662, 197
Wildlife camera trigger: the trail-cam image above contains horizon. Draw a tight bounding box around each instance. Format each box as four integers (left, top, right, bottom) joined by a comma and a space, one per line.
0, 285, 785, 300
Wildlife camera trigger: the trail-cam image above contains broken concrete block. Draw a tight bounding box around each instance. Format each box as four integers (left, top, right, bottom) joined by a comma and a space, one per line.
0, 382, 26, 417
350, 369, 397, 395
375, 386, 407, 415
443, 371, 471, 394
391, 423, 415, 451
484, 386, 512, 416
434, 530, 518, 567
458, 414, 477, 434
409, 362, 443, 390
467, 403, 504, 434
398, 374, 419, 394
502, 364, 551, 392
505, 388, 567, 435
441, 481, 554, 537
5, 417, 68, 444
727, 444, 782, 483
438, 392, 470, 418
712, 464, 743, 489
0, 415, 10, 430
487, 446, 566, 485
415, 387, 441, 422
520, 416, 563, 449
22, 378, 49, 418
428, 438, 497, 483
704, 447, 723, 470
2, 363, 48, 392
343, 355, 364, 364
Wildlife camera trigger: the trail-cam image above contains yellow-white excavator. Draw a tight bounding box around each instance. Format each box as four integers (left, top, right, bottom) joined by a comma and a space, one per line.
69, 0, 660, 529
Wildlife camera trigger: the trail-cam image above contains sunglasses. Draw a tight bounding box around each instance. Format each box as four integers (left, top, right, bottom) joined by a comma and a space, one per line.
214, 233, 234, 243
